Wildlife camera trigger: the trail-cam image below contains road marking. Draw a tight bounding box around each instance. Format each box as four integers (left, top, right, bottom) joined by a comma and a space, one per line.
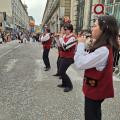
0, 45, 20, 58
14, 45, 21, 49
0, 50, 12, 58
5, 59, 18, 72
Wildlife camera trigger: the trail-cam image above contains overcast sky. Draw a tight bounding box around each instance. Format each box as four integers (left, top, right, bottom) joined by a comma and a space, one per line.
21, 0, 47, 25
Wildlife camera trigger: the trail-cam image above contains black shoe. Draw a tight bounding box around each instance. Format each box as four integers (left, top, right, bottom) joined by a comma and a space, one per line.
57, 84, 65, 88
64, 87, 73, 92
53, 73, 59, 76
44, 67, 51, 71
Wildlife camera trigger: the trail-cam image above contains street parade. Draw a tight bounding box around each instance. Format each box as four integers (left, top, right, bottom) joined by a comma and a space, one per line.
0, 0, 120, 120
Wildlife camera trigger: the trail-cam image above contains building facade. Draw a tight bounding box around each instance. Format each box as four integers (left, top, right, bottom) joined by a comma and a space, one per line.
0, 0, 29, 32
42, 0, 120, 33
70, 0, 79, 32
11, 0, 29, 31
71, 0, 120, 33
84, 0, 120, 30
29, 16, 35, 33
42, 0, 71, 33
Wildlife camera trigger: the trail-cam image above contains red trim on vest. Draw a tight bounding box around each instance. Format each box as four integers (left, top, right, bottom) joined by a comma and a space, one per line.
60, 34, 76, 58
42, 38, 52, 49
83, 46, 114, 100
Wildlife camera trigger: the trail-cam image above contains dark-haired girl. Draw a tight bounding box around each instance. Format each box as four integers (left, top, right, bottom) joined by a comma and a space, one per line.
74, 15, 119, 120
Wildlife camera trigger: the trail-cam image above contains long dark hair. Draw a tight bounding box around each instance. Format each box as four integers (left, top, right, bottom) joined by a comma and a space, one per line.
91, 15, 119, 52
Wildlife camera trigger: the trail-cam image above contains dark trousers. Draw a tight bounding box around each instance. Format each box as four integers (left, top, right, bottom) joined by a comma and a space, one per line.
43, 48, 50, 68
85, 97, 104, 120
113, 50, 120, 67
56, 56, 62, 75
59, 58, 74, 88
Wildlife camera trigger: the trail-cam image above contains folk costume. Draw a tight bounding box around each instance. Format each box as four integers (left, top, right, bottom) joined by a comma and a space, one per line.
58, 33, 77, 92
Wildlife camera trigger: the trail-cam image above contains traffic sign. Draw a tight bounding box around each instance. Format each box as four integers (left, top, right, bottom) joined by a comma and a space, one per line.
94, 4, 104, 15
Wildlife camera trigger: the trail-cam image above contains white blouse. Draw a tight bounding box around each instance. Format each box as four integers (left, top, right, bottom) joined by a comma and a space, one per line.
74, 43, 109, 71
59, 34, 77, 50
41, 33, 50, 42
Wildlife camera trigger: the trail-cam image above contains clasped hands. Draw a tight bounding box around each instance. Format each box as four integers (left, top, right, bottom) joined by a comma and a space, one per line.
77, 35, 87, 43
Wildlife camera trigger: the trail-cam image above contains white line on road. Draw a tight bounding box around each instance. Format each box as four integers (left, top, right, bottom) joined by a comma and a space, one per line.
0, 45, 20, 58
14, 45, 21, 49
5, 59, 18, 72
0, 49, 12, 58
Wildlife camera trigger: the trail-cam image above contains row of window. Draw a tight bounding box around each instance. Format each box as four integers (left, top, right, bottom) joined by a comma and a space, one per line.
11, 0, 28, 28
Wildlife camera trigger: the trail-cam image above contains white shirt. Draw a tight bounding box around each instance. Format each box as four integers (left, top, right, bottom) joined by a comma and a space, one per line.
41, 33, 50, 42
74, 43, 109, 71
59, 34, 76, 50
59, 34, 75, 45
